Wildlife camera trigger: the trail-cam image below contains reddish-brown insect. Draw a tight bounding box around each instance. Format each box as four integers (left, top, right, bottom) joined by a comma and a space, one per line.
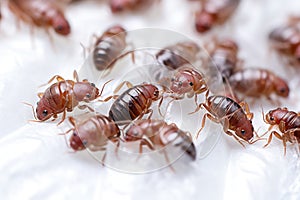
228, 68, 289, 101
156, 41, 200, 70
269, 17, 300, 66
168, 66, 208, 104
205, 38, 240, 81
195, 0, 240, 33
263, 107, 300, 154
34, 71, 109, 124
93, 25, 128, 71
197, 95, 257, 146
108, 82, 162, 125
125, 119, 196, 161
66, 115, 120, 152
109, 0, 154, 13
8, 0, 71, 35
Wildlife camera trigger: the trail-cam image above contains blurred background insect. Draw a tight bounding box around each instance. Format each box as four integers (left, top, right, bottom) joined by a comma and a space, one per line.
204, 38, 241, 82
8, 0, 71, 36
109, 0, 155, 13
194, 0, 240, 33
65, 114, 121, 163
228, 68, 289, 103
93, 25, 133, 74
124, 119, 196, 165
156, 41, 200, 70
269, 16, 300, 66
263, 107, 300, 155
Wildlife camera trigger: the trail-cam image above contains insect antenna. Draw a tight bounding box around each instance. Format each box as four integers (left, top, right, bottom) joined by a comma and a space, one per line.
22, 101, 38, 120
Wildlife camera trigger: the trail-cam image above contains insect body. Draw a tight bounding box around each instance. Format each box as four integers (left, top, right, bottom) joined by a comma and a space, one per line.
169, 66, 208, 100
93, 25, 127, 71
195, 0, 240, 33
109, 83, 161, 125
263, 108, 300, 154
269, 19, 300, 66
109, 0, 154, 13
206, 39, 240, 81
35, 71, 106, 124
156, 41, 200, 70
197, 95, 255, 145
8, 0, 71, 35
228, 68, 289, 101
125, 119, 196, 160
67, 115, 120, 152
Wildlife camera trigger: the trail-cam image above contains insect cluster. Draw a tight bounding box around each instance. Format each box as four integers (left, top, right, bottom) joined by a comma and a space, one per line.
20, 0, 300, 171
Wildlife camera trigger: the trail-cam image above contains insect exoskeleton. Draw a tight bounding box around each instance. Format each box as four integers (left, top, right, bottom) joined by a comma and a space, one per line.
93, 25, 130, 72
195, 0, 240, 33
124, 119, 196, 161
263, 107, 300, 154
34, 71, 110, 124
8, 0, 71, 35
156, 41, 200, 70
108, 82, 163, 125
228, 68, 289, 102
197, 95, 260, 146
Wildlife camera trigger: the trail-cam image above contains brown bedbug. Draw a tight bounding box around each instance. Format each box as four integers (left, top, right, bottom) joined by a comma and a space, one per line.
65, 114, 121, 163
109, 0, 155, 13
166, 66, 208, 108
228, 68, 289, 102
156, 41, 200, 70
195, 0, 240, 33
8, 0, 71, 35
93, 25, 130, 72
269, 17, 300, 66
32, 71, 110, 124
124, 119, 196, 162
108, 82, 162, 125
205, 38, 240, 82
263, 107, 300, 154
196, 95, 258, 146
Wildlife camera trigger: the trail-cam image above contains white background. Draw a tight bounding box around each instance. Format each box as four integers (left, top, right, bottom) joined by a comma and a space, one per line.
1, 0, 300, 199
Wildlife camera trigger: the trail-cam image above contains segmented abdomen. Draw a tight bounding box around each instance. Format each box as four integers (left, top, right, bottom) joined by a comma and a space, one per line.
109, 86, 150, 124
93, 37, 126, 70
208, 95, 245, 126
42, 81, 74, 112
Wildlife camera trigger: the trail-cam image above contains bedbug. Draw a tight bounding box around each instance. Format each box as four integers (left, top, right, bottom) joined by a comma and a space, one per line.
124, 119, 196, 161
93, 25, 130, 72
195, 0, 240, 33
196, 95, 257, 146
205, 38, 240, 81
263, 107, 300, 154
108, 82, 162, 125
228, 68, 289, 102
168, 66, 208, 106
269, 17, 300, 66
66, 115, 120, 151
8, 0, 71, 35
33, 71, 109, 124
156, 41, 200, 70
65, 115, 120, 163
109, 0, 154, 13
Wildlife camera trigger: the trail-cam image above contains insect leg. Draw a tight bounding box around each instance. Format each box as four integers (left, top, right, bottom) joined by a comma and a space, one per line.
39, 75, 66, 87
57, 110, 66, 125
162, 149, 175, 172
196, 112, 219, 138
113, 81, 133, 94
239, 101, 253, 120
